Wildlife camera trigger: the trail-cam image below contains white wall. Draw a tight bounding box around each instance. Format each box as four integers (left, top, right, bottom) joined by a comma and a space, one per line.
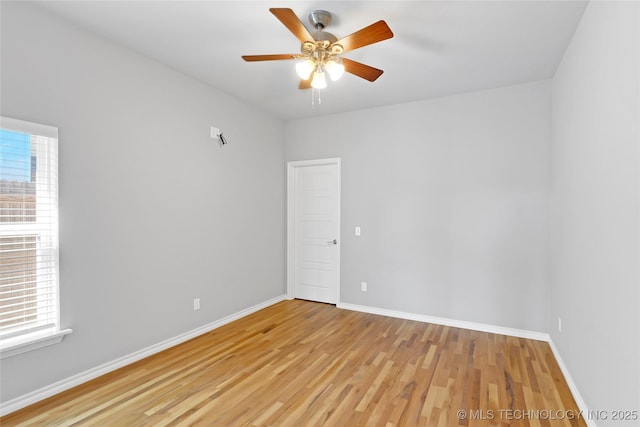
550, 1, 640, 421
286, 80, 551, 332
0, 2, 285, 403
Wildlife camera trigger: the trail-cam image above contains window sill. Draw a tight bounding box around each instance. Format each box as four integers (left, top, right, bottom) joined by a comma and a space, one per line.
0, 328, 73, 359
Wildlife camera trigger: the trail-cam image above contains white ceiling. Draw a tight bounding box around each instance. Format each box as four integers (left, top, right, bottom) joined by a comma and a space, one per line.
34, 1, 587, 120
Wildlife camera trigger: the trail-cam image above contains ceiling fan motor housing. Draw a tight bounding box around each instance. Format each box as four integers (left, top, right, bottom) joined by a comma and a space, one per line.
313, 30, 338, 44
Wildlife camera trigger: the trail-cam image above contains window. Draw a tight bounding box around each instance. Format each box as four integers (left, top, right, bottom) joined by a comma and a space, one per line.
0, 116, 70, 358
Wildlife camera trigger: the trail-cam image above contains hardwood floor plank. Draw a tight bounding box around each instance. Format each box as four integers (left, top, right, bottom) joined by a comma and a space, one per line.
1, 300, 587, 427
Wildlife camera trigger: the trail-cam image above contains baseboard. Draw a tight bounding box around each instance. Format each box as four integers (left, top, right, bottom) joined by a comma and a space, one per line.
337, 302, 550, 341
548, 338, 597, 427
0, 294, 287, 416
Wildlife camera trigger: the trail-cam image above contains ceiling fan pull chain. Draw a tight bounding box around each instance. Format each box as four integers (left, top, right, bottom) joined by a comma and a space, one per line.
311, 87, 322, 108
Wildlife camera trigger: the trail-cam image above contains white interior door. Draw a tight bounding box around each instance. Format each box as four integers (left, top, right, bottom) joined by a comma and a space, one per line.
287, 159, 340, 304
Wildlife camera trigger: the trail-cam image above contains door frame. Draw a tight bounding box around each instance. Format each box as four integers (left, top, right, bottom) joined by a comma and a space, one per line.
287, 158, 341, 303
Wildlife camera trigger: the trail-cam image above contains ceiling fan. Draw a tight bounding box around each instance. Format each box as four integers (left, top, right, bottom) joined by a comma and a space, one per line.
242, 8, 394, 89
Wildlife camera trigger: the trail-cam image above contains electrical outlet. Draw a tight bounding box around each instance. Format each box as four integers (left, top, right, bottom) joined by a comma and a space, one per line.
558, 317, 562, 333
194, 298, 201, 311
355, 227, 361, 236
361, 282, 367, 292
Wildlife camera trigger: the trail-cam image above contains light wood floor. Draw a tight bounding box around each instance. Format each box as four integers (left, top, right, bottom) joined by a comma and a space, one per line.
1, 299, 586, 427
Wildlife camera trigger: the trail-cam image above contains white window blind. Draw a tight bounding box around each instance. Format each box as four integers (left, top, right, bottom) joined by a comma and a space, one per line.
0, 116, 59, 341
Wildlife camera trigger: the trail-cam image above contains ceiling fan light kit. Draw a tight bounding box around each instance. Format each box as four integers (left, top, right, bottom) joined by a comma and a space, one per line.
241, 8, 393, 93
310, 67, 327, 89
324, 59, 345, 81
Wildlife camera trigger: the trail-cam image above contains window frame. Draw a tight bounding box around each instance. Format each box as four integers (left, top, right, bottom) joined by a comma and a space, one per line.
0, 116, 71, 359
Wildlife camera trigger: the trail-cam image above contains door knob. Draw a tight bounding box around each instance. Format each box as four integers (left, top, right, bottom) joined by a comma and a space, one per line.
328, 239, 337, 245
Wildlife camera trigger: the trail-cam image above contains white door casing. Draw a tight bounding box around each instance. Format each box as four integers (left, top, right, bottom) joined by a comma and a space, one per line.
287, 158, 340, 304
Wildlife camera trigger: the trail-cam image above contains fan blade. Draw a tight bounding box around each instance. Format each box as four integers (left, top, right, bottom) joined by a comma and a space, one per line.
270, 8, 314, 44
299, 78, 312, 90
242, 54, 296, 62
342, 58, 384, 82
332, 20, 393, 53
